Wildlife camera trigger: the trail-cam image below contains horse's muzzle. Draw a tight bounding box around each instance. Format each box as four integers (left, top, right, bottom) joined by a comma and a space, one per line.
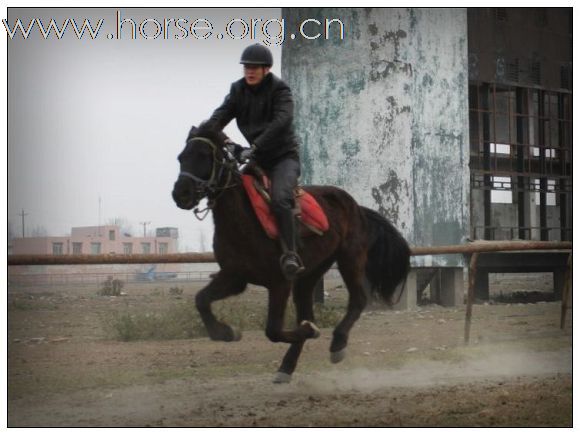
172, 180, 198, 210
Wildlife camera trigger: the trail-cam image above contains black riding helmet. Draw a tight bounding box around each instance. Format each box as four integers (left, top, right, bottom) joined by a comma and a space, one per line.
239, 44, 273, 67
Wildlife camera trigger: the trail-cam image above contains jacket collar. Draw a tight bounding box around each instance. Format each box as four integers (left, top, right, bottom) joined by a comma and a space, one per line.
244, 72, 273, 93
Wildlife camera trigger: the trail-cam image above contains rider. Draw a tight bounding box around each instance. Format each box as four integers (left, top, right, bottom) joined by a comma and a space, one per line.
203, 43, 304, 280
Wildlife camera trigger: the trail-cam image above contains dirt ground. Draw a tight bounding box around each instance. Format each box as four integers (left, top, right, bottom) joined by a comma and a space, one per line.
7, 277, 572, 428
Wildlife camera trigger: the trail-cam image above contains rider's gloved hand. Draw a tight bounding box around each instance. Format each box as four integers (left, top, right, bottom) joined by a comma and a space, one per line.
239, 148, 253, 162
225, 143, 235, 154
224, 139, 243, 159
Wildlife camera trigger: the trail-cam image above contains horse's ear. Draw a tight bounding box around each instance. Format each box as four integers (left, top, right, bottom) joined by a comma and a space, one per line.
197, 121, 217, 135
197, 121, 227, 146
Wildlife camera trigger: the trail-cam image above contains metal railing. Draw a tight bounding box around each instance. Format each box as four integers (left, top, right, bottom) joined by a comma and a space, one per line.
8, 241, 573, 343
471, 225, 572, 241
7, 270, 217, 287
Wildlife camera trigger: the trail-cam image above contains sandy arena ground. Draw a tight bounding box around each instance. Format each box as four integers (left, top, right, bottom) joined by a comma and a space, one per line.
7, 276, 572, 427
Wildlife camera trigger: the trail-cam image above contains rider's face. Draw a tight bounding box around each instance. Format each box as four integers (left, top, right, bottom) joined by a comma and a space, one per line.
244, 65, 270, 86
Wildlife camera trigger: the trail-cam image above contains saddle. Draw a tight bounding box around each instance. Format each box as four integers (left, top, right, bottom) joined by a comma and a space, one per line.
241, 165, 329, 240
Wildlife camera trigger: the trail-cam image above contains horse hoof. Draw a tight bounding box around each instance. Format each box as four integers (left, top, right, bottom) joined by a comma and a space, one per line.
300, 320, 320, 339
330, 349, 346, 364
273, 371, 292, 384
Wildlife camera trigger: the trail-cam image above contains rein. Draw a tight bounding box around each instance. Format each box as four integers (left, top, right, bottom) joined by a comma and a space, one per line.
181, 136, 239, 220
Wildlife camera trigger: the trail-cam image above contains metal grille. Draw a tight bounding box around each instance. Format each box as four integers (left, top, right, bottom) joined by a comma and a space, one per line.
560, 64, 572, 90
469, 82, 572, 241
528, 60, 541, 86
506, 58, 519, 82
468, 9, 571, 90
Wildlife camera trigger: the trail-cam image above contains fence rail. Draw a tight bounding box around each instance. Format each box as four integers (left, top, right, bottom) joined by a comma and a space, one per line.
7, 252, 215, 266
8, 241, 572, 341
8, 271, 216, 287
7, 241, 572, 265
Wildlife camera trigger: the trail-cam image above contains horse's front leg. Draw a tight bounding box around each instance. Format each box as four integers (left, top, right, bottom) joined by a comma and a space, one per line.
265, 283, 320, 345
195, 270, 247, 341
273, 272, 322, 383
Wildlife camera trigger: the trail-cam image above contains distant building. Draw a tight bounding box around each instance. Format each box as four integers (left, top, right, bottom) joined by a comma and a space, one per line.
10, 225, 179, 255
156, 227, 179, 238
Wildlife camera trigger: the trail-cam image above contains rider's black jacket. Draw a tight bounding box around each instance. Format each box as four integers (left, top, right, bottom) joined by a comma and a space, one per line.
206, 73, 299, 169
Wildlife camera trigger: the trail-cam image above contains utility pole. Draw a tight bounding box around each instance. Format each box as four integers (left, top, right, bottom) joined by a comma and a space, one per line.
140, 221, 151, 238
19, 209, 28, 238
98, 196, 102, 236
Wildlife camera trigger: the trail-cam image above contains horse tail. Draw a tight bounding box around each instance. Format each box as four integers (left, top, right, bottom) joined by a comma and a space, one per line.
361, 206, 411, 305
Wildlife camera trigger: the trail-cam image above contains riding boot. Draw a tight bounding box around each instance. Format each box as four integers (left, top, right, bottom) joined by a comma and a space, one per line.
277, 208, 305, 280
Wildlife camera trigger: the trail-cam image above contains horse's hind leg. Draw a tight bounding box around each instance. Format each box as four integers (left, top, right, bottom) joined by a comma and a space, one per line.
195, 270, 247, 341
274, 272, 321, 383
331, 253, 368, 363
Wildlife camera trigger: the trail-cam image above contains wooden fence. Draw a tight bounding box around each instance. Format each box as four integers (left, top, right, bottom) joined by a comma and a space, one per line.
8, 240, 572, 342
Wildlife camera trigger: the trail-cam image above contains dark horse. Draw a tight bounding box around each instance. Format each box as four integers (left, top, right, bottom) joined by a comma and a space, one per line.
172, 125, 411, 383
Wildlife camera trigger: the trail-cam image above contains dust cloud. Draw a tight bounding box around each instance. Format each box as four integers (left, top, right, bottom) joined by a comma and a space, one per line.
297, 348, 572, 393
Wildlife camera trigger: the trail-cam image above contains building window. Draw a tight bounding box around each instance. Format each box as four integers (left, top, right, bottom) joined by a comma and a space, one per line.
72, 242, 82, 254
109, 230, 115, 241
91, 242, 101, 255
123, 243, 133, 255
490, 143, 510, 155
141, 243, 151, 254
534, 178, 557, 206
52, 243, 64, 255
158, 242, 168, 254
491, 176, 513, 204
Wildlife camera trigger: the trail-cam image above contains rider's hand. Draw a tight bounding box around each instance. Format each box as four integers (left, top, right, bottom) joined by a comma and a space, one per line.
239, 148, 253, 162
224, 139, 244, 160
225, 143, 239, 155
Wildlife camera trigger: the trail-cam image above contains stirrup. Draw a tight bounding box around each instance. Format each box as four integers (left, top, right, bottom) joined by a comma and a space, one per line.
280, 252, 305, 280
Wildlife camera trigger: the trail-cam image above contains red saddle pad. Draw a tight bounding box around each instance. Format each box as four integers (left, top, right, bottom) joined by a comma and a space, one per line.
241, 174, 329, 239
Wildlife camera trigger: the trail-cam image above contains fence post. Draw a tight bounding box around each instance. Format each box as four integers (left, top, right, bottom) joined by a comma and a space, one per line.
464, 252, 479, 344
560, 253, 572, 330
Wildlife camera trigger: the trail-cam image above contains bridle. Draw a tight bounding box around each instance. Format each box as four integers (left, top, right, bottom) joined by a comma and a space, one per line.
179, 136, 239, 220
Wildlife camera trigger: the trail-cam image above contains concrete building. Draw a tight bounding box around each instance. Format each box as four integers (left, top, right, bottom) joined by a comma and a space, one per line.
283, 8, 469, 307
283, 8, 470, 262
282, 8, 572, 307
10, 225, 179, 255
467, 9, 571, 242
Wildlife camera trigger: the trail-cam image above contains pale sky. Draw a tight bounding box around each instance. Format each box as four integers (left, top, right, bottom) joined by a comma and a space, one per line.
7, 7, 282, 251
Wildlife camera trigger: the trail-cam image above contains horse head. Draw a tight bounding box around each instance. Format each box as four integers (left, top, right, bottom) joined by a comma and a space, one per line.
172, 124, 233, 210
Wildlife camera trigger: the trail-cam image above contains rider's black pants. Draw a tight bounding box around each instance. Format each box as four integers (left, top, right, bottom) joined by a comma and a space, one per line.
267, 157, 301, 252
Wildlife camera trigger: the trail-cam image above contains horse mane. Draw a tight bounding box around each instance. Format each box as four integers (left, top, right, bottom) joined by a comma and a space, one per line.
187, 122, 228, 147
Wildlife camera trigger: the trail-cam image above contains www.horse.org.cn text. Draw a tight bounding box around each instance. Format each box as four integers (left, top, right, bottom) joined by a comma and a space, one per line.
3, 11, 346, 45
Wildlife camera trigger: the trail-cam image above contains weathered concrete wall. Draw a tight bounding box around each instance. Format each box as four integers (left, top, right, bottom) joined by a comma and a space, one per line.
282, 8, 470, 266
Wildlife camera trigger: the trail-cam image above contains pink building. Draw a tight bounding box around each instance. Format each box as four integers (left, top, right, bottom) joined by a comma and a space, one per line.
10, 225, 178, 255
